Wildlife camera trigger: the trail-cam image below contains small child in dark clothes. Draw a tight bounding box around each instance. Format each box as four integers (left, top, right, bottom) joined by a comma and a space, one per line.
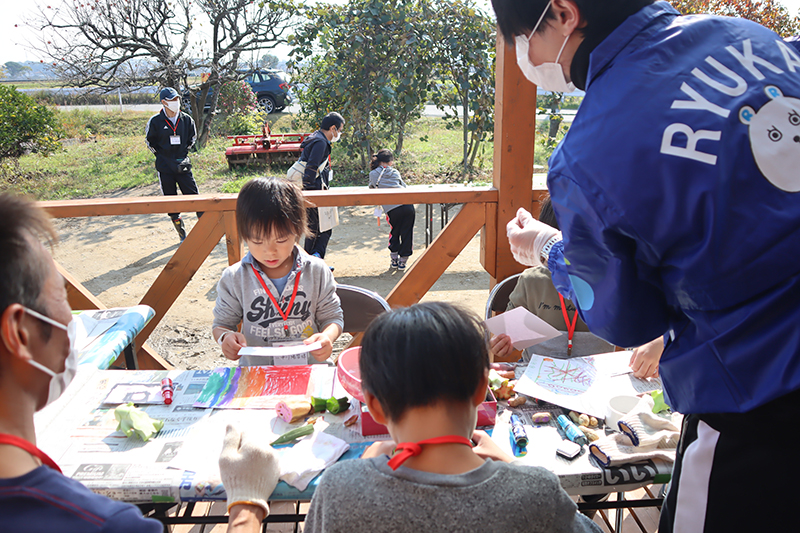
368, 149, 415, 270
304, 302, 601, 533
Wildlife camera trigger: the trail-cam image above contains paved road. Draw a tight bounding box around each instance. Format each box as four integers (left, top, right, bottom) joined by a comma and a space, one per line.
55, 103, 577, 123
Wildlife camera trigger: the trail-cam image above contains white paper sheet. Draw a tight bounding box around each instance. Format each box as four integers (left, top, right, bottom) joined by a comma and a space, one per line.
514, 351, 662, 418
237, 342, 323, 357
484, 306, 561, 350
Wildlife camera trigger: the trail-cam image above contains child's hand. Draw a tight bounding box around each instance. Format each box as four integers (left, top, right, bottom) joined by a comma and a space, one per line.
471, 429, 514, 463
362, 440, 396, 459
490, 334, 514, 358
221, 332, 247, 361
305, 333, 333, 362
629, 336, 664, 379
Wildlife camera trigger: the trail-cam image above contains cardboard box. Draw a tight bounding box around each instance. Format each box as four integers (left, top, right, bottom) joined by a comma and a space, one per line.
360, 388, 497, 437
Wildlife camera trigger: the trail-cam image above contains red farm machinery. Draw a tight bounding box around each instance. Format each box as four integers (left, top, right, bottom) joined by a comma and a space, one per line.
225, 123, 312, 169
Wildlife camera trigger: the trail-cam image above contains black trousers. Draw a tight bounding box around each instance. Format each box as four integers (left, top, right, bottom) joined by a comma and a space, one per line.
304, 207, 332, 258
659, 387, 800, 533
386, 204, 415, 258
158, 170, 202, 220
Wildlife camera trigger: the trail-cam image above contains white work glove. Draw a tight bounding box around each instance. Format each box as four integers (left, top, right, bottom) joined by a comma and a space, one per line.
506, 208, 561, 267
618, 396, 681, 450
219, 424, 280, 517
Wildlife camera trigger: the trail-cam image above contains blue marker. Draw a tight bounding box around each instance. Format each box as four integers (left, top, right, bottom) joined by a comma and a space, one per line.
510, 432, 527, 457
509, 414, 528, 457
509, 414, 529, 447
557, 414, 588, 446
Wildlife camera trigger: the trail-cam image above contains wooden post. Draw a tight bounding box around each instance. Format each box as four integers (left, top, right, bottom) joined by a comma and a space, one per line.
481, 32, 538, 284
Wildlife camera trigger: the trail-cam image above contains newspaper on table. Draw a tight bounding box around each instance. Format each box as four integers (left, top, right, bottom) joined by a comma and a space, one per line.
513, 351, 662, 419
35, 368, 212, 503
35, 366, 365, 503
491, 406, 672, 495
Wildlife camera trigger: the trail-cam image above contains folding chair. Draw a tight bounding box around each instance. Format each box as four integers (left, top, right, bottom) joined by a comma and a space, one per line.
484, 273, 523, 320
336, 284, 391, 334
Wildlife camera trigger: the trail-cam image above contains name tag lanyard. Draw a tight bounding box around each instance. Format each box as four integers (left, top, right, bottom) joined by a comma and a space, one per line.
558, 294, 579, 356
165, 115, 181, 142
0, 433, 62, 473
250, 263, 301, 337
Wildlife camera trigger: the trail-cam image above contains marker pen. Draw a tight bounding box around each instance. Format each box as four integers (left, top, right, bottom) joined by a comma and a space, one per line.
509, 414, 529, 447
556, 414, 588, 446
509, 431, 528, 457
161, 378, 174, 405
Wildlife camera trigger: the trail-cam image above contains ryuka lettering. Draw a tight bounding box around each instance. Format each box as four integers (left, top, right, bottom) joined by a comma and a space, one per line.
661, 38, 800, 165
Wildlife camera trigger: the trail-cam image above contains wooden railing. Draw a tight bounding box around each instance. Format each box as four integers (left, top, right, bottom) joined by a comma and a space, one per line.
39, 32, 546, 370
40, 186, 546, 369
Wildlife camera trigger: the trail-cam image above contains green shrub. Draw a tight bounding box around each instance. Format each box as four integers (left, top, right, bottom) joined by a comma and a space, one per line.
0, 86, 64, 160
217, 81, 257, 115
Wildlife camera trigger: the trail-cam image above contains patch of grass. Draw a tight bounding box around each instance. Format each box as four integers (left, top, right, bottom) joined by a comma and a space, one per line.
2, 108, 563, 201
57, 109, 152, 139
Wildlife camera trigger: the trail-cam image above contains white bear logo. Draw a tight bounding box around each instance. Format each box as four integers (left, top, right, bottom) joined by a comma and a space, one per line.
739, 85, 800, 193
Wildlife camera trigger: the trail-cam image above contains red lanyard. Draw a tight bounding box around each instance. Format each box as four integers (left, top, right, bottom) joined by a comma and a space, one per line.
250, 263, 301, 337
559, 294, 579, 356
387, 435, 474, 470
165, 115, 181, 135
0, 433, 62, 473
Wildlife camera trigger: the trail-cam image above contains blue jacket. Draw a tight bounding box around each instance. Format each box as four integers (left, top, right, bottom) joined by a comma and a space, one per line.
547, 2, 800, 414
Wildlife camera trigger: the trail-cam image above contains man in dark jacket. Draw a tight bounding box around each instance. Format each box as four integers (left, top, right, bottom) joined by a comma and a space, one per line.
297, 112, 345, 259
145, 87, 201, 241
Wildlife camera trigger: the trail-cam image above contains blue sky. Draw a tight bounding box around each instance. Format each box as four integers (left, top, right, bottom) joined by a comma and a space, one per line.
2, 0, 800, 65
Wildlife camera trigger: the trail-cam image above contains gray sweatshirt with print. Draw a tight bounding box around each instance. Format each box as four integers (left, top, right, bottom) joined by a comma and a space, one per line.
368, 165, 407, 214
212, 246, 343, 365
304, 457, 602, 533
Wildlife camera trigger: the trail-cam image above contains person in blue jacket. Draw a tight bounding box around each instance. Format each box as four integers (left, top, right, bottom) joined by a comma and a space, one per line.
491, 1, 800, 531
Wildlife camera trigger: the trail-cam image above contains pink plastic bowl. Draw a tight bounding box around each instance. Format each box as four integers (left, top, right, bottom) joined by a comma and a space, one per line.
337, 347, 365, 404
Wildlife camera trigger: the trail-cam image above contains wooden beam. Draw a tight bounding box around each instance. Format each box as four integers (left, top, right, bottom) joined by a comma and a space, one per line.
54, 260, 171, 370
135, 211, 226, 355
223, 211, 243, 266
480, 202, 499, 278
490, 32, 539, 284
56, 260, 107, 311
38, 187, 498, 219
386, 202, 486, 307
40, 195, 237, 218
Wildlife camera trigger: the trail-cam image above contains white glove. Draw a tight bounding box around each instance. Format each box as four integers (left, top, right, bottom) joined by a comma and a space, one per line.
618, 396, 681, 449
219, 424, 280, 516
506, 208, 561, 267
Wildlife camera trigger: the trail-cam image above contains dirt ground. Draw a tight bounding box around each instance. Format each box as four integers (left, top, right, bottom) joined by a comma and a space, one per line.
51, 183, 492, 370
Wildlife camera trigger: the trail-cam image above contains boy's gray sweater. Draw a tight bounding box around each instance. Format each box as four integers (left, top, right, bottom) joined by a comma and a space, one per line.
368, 165, 407, 213
304, 457, 602, 533
212, 246, 343, 365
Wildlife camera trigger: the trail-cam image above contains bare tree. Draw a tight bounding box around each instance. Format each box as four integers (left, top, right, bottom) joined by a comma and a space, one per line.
28, 0, 297, 147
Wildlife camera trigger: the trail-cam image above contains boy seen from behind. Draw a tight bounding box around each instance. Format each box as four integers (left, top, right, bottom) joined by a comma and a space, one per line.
304, 302, 600, 533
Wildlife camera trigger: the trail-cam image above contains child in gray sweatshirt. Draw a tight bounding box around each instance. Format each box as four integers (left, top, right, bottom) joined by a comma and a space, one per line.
212, 178, 343, 366
304, 303, 601, 533
368, 149, 415, 270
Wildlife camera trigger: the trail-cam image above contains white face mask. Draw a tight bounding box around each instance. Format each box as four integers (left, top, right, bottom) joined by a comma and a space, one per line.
514, 0, 576, 94
23, 307, 79, 408
165, 99, 181, 113
331, 129, 341, 143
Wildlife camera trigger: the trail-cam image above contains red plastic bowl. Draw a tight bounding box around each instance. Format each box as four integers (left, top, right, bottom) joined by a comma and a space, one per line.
337, 347, 365, 404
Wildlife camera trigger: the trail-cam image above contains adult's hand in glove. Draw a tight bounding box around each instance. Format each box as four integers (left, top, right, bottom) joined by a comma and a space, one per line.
219, 424, 280, 519
506, 208, 561, 267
